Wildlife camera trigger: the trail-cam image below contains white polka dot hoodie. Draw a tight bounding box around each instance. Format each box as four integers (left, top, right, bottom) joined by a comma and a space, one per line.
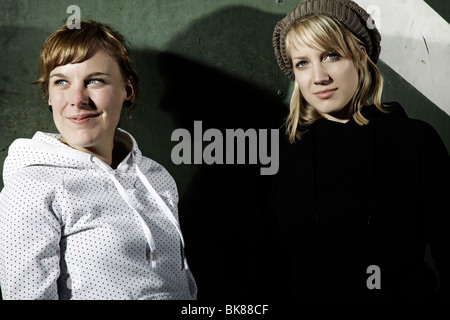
0, 129, 197, 300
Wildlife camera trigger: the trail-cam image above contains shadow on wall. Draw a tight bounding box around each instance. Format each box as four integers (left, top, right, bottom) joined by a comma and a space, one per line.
129, 6, 289, 300
158, 54, 287, 300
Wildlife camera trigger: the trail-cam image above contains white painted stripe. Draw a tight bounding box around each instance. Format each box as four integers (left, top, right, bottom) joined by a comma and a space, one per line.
355, 0, 450, 116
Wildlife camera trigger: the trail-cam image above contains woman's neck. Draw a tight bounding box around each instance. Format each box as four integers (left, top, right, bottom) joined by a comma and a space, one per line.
60, 136, 115, 168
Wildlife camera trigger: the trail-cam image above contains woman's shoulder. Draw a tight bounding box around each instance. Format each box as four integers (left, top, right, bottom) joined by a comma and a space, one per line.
3, 132, 91, 182
0, 165, 65, 219
137, 155, 178, 190
2, 165, 65, 192
366, 102, 447, 152
363, 101, 407, 123
138, 154, 172, 174
366, 102, 437, 132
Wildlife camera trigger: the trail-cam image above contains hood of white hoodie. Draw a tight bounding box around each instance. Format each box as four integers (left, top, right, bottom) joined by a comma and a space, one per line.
3, 128, 141, 184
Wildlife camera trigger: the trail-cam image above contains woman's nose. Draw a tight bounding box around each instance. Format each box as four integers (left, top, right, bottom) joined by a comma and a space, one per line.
70, 85, 90, 108
312, 64, 331, 86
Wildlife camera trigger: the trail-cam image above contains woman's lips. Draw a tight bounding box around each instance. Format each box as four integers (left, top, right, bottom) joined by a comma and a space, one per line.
68, 113, 101, 124
315, 88, 338, 99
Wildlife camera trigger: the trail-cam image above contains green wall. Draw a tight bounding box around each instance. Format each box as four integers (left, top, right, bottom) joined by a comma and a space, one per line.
0, 0, 293, 192
1, 0, 449, 300
1, 0, 449, 193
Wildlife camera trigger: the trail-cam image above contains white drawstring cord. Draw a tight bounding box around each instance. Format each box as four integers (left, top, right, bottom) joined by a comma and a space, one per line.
135, 165, 189, 270
90, 154, 188, 270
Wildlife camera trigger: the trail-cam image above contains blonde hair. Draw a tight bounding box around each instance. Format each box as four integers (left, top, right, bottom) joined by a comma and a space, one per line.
285, 14, 384, 143
34, 20, 140, 110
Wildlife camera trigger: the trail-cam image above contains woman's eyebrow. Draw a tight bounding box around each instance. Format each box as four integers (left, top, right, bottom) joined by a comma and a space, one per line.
49, 72, 111, 79
49, 73, 67, 79
292, 51, 332, 60
292, 55, 308, 60
86, 72, 111, 78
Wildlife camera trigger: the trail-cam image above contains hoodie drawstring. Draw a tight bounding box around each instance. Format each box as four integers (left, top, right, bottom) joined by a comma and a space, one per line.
90, 154, 188, 270
135, 165, 189, 270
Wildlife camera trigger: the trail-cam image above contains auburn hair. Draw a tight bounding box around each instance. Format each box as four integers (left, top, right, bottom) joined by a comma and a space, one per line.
34, 20, 140, 110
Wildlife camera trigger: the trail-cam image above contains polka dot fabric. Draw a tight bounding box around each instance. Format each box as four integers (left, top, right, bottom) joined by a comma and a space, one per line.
0, 129, 197, 300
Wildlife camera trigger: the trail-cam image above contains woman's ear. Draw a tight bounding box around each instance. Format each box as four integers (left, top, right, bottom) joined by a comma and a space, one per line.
360, 46, 368, 64
125, 79, 135, 103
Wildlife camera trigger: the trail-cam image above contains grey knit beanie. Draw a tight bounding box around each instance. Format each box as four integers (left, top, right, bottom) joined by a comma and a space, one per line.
273, 0, 381, 80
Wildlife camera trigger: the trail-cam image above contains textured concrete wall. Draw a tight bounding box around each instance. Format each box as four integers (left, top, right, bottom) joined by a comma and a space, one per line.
1, 0, 449, 299
1, 0, 449, 190
1, 0, 449, 191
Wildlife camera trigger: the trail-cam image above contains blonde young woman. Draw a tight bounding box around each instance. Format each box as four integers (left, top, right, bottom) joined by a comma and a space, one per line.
0, 20, 197, 300
271, 0, 449, 299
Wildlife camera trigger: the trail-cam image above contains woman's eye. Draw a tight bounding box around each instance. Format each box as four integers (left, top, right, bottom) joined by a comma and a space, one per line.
296, 61, 308, 68
326, 53, 339, 61
54, 79, 68, 86
87, 78, 105, 86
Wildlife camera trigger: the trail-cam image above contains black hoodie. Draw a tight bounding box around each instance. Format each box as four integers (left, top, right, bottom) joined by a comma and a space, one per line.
270, 102, 450, 299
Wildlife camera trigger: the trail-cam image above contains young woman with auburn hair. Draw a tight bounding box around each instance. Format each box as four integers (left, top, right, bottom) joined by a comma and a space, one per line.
0, 20, 197, 300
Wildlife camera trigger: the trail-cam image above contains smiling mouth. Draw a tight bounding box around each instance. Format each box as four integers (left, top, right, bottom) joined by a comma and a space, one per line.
68, 113, 101, 123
